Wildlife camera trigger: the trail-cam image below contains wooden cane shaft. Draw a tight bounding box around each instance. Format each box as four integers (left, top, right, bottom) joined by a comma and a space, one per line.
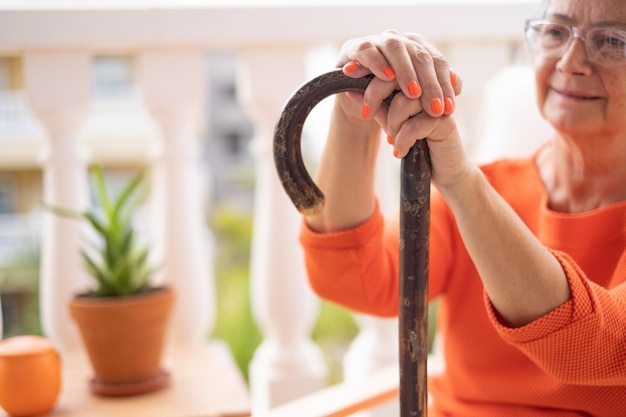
399, 141, 431, 416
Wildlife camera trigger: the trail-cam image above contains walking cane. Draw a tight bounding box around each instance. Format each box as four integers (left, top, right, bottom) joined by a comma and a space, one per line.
273, 69, 431, 417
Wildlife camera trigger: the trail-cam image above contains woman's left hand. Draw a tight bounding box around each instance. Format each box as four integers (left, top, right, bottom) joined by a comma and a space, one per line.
338, 31, 571, 327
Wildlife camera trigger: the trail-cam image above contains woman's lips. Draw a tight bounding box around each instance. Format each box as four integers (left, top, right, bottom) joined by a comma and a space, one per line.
552, 87, 600, 100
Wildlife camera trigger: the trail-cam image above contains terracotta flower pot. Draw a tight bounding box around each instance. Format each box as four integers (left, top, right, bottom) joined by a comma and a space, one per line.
0, 335, 61, 416
68, 286, 175, 396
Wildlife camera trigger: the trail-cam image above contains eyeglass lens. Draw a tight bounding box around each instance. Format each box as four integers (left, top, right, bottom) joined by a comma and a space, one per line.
526, 21, 626, 66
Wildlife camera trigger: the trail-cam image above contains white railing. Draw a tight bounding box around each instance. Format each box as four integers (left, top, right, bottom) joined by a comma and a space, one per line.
0, 1, 542, 416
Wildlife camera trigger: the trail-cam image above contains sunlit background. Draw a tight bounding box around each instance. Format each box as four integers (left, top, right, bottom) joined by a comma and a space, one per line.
0, 1, 552, 416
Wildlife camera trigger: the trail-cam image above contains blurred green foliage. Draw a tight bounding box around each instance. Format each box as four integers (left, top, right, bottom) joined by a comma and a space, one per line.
0, 245, 42, 338
209, 204, 260, 381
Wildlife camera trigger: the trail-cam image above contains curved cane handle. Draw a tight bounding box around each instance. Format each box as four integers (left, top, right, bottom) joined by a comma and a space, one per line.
273, 68, 432, 417
273, 69, 381, 215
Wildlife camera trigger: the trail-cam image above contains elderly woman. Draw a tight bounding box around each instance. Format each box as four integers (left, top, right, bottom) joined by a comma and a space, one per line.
299, 0, 626, 415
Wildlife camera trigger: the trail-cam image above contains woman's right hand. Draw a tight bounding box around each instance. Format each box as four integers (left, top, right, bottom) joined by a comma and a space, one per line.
335, 30, 462, 134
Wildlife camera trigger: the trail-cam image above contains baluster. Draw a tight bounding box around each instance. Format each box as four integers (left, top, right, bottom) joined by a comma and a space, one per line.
23, 51, 92, 353
238, 47, 327, 413
138, 50, 216, 344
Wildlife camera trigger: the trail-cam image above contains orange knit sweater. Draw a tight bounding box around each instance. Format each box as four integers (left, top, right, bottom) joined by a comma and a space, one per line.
300, 157, 626, 416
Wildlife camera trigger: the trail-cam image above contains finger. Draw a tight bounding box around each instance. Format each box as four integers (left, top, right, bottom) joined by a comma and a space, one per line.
423, 42, 459, 114
372, 31, 423, 100
391, 113, 438, 158
400, 44, 444, 118
341, 60, 371, 79
343, 90, 364, 106
450, 68, 463, 96
384, 93, 424, 139
338, 36, 397, 81
361, 77, 400, 120
437, 68, 463, 116
400, 33, 460, 117
372, 103, 390, 134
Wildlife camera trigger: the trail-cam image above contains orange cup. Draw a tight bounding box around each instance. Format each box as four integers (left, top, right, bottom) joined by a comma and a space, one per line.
0, 336, 61, 416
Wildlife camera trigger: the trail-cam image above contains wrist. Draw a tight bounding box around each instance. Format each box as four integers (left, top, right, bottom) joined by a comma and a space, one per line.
436, 164, 485, 209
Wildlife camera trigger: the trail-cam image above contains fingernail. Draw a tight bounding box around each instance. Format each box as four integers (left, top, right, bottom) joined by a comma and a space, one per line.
383, 66, 396, 78
408, 80, 421, 97
386, 134, 394, 144
361, 104, 371, 119
444, 97, 455, 113
393, 148, 399, 158
345, 61, 360, 72
431, 98, 443, 115
450, 69, 457, 87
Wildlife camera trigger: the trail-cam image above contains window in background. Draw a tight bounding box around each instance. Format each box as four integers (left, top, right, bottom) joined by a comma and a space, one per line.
0, 176, 14, 214
92, 55, 134, 98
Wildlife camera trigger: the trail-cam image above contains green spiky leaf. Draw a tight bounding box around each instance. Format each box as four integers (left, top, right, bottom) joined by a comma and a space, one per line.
42, 164, 156, 297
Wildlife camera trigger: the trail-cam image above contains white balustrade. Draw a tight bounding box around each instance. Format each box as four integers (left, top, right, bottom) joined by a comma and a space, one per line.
22, 51, 93, 353
238, 47, 327, 414
0, 1, 540, 412
138, 50, 216, 344
344, 316, 399, 417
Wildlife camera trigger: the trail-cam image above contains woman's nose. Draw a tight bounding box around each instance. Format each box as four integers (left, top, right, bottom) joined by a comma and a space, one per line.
556, 37, 592, 75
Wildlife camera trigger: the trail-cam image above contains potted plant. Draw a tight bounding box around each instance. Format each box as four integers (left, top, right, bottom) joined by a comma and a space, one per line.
43, 165, 174, 396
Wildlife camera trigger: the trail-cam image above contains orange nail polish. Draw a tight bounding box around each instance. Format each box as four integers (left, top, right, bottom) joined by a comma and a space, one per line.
431, 98, 443, 115
450, 69, 457, 87
383, 66, 396, 78
386, 134, 394, 144
345, 61, 360, 72
444, 97, 455, 113
361, 104, 370, 119
393, 149, 399, 158
408, 80, 421, 97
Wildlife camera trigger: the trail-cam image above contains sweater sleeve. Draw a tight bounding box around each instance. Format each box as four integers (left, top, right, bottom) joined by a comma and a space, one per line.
485, 250, 626, 385
299, 201, 399, 317
300, 192, 456, 317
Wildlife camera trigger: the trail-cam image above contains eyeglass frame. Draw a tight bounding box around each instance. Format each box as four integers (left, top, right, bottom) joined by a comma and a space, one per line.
523, 18, 626, 67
